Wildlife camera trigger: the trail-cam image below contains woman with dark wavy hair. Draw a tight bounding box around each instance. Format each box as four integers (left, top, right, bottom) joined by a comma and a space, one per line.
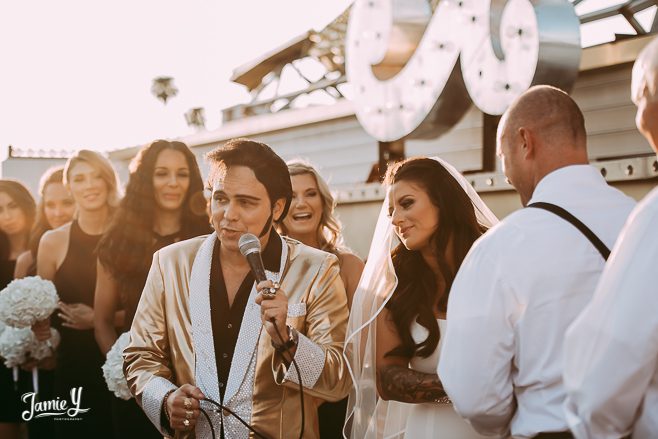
344, 157, 498, 438
95, 139, 210, 438
0, 180, 35, 439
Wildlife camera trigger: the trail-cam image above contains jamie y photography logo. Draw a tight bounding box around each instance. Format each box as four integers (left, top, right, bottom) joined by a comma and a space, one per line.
21, 386, 91, 421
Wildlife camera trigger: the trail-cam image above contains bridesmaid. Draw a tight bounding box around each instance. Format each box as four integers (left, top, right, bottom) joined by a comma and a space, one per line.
36, 150, 120, 439
95, 140, 210, 438
278, 160, 364, 438
15, 167, 76, 278
0, 180, 36, 439
15, 167, 75, 439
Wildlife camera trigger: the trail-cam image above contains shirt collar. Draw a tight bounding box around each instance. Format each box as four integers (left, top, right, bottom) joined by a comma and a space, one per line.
528, 165, 604, 204
261, 228, 282, 272
213, 228, 283, 272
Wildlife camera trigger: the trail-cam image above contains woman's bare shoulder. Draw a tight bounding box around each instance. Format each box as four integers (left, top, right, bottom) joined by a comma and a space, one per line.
14, 251, 33, 279
40, 223, 71, 250
337, 250, 365, 270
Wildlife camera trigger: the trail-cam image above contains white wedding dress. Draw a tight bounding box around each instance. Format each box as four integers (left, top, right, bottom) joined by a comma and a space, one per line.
381, 319, 488, 439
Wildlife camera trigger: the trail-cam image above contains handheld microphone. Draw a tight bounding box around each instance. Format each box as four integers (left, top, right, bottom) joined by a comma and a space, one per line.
238, 233, 267, 283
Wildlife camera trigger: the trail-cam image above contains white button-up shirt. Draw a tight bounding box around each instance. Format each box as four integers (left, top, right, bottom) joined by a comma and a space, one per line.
564, 186, 658, 439
439, 165, 636, 438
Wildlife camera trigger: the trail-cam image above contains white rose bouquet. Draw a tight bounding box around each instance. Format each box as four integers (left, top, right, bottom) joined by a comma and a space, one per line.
29, 328, 61, 361
102, 332, 132, 400
0, 276, 61, 392
0, 275, 60, 353
0, 276, 59, 327
0, 326, 32, 367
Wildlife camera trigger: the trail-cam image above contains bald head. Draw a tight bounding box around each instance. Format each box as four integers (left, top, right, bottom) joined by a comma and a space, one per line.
502, 85, 586, 149
631, 37, 658, 152
497, 85, 589, 206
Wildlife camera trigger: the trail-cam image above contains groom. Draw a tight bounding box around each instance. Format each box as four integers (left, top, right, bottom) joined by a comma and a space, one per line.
123, 138, 351, 438
439, 86, 636, 438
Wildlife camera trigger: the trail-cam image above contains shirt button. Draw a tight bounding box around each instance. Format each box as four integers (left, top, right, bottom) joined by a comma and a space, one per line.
227, 323, 232, 329
219, 382, 224, 388
222, 353, 228, 359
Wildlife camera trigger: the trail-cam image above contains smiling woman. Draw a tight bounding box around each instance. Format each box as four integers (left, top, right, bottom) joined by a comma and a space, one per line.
344, 157, 498, 439
278, 160, 364, 439
95, 139, 210, 439
33, 150, 120, 439
11, 168, 76, 439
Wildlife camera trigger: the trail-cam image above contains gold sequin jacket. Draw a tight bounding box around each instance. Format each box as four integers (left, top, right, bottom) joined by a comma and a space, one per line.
123, 233, 351, 438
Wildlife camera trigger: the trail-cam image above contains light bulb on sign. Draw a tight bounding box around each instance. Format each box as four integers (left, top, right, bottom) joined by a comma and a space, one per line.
345, 0, 581, 142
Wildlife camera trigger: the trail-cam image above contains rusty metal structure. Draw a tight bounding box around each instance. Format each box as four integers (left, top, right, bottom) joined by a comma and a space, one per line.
223, 0, 657, 125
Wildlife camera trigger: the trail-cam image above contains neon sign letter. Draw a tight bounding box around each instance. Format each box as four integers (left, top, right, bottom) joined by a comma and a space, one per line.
346, 0, 581, 141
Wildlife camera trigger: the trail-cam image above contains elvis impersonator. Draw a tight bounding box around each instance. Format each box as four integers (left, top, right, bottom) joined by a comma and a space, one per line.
123, 138, 351, 438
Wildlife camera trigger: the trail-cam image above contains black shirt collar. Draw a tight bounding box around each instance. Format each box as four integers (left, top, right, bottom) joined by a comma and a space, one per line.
260, 228, 282, 272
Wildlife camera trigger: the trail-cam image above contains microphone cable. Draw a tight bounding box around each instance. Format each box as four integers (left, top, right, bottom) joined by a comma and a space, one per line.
195, 322, 305, 439
272, 321, 305, 439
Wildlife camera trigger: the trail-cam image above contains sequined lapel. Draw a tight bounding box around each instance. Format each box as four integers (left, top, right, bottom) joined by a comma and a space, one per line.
189, 233, 221, 404
224, 235, 288, 404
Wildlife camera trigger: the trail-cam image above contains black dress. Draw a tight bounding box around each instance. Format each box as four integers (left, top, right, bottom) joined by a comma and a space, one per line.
109, 231, 180, 439
51, 220, 113, 438
22, 259, 57, 439
318, 252, 350, 439
0, 259, 32, 423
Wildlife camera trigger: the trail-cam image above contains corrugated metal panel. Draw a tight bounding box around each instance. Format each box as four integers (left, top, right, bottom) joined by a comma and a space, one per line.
574, 65, 654, 159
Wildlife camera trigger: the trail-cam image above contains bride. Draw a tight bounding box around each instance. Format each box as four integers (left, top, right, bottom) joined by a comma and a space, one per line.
344, 157, 498, 438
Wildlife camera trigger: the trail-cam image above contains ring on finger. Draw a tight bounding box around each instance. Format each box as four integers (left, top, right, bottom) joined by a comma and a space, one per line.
183, 397, 192, 410
185, 410, 193, 420
183, 418, 190, 427
262, 285, 278, 298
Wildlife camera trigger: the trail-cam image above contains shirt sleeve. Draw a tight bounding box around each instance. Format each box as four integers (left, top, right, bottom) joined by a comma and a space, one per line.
563, 201, 658, 439
438, 240, 518, 437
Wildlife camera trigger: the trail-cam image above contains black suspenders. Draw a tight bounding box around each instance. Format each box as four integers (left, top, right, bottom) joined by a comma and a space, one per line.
526, 202, 611, 260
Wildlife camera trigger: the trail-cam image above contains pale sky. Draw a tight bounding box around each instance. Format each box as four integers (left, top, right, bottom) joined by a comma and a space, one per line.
0, 0, 352, 156
0, 0, 654, 158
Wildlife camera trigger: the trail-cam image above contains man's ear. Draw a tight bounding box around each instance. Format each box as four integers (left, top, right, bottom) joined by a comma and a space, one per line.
272, 198, 286, 222
518, 127, 535, 160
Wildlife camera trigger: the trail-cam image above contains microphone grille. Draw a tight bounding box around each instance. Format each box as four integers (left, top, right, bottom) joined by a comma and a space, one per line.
238, 233, 261, 256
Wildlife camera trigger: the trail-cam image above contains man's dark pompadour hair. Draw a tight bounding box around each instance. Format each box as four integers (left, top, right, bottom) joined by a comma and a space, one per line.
206, 138, 293, 222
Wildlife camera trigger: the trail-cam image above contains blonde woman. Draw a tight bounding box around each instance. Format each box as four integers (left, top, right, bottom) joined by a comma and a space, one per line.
15, 167, 76, 278
35, 150, 120, 439
278, 160, 364, 438
14, 167, 75, 439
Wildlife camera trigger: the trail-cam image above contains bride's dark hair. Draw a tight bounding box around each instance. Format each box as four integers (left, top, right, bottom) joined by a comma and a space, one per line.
384, 157, 488, 358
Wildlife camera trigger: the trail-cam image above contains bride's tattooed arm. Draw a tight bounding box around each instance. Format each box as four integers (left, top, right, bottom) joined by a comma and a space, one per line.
377, 365, 448, 403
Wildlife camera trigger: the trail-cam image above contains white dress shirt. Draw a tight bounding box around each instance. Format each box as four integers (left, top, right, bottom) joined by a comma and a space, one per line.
564, 186, 658, 439
439, 165, 636, 438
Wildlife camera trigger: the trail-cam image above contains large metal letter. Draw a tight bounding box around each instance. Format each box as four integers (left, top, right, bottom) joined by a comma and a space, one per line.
346, 0, 581, 142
